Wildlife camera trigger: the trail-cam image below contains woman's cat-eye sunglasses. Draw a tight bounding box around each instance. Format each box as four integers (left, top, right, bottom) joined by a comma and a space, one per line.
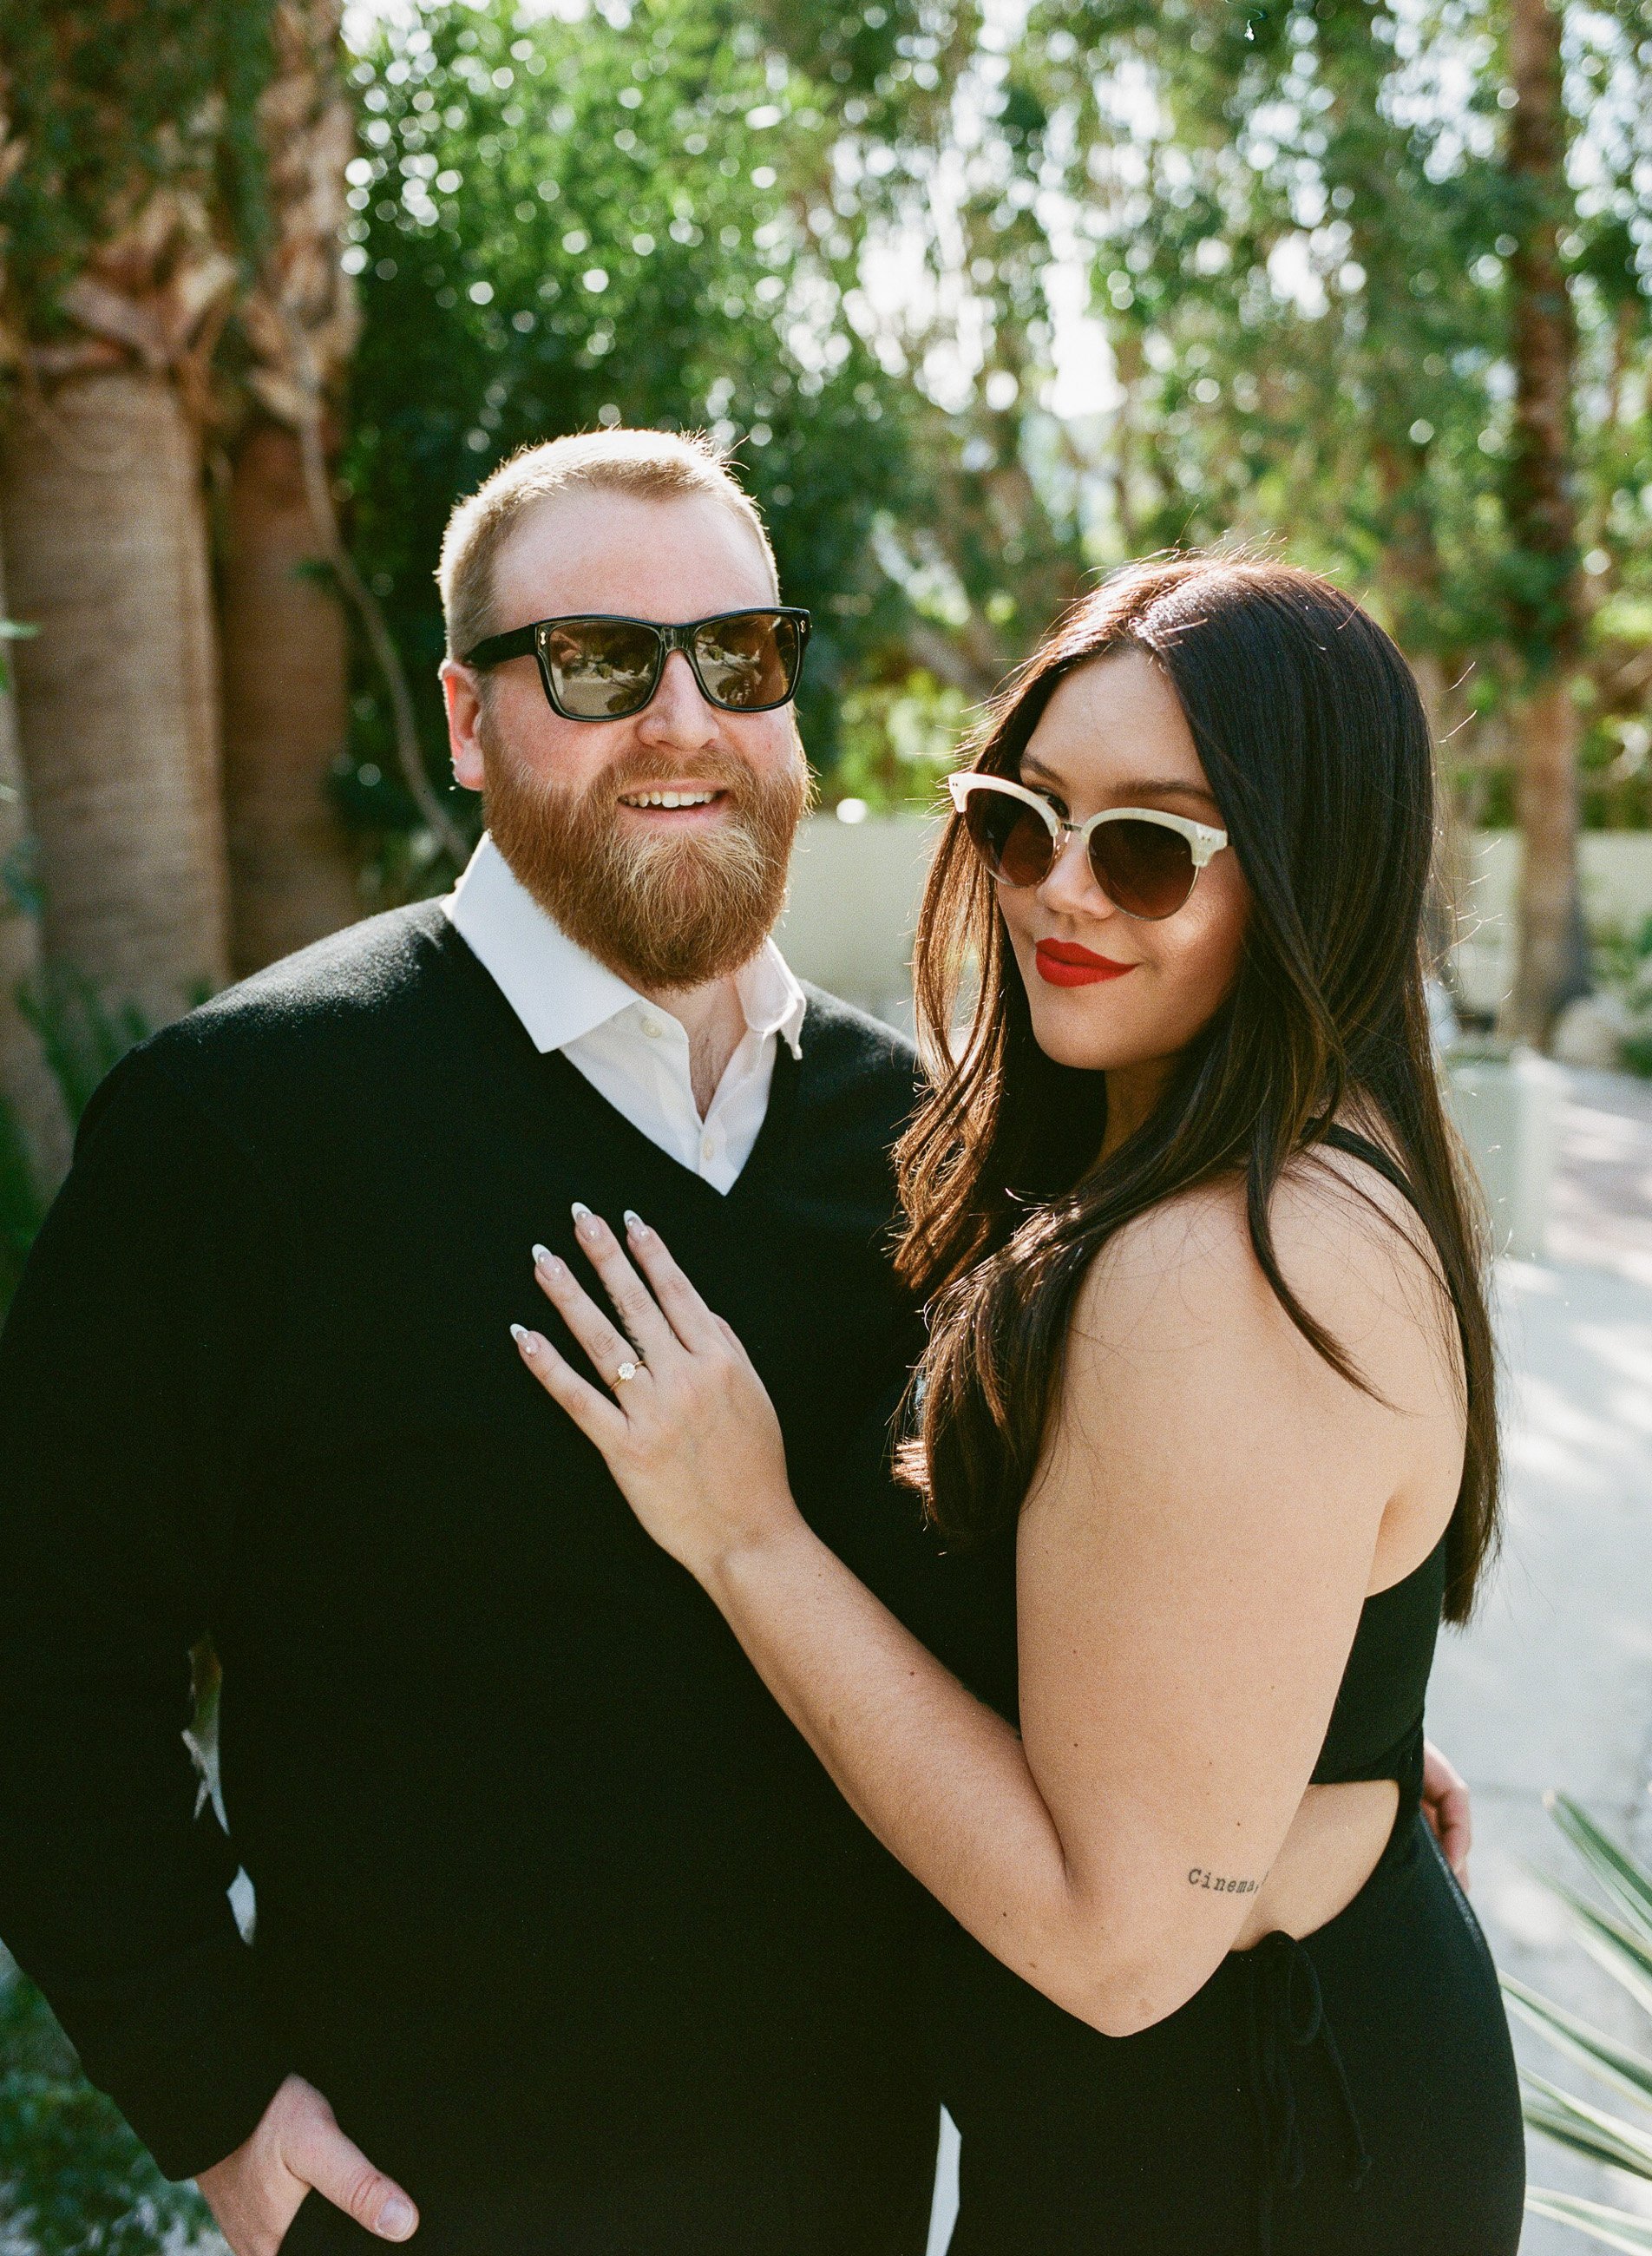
948, 771, 1229, 921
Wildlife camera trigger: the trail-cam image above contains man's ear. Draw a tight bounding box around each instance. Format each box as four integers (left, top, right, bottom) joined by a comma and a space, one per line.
440, 659, 487, 792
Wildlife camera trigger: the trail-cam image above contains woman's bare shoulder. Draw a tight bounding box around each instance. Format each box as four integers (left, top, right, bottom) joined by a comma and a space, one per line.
1069, 1136, 1458, 1395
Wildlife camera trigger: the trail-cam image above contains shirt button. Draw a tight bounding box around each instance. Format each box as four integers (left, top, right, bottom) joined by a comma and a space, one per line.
702, 1136, 715, 1159
641, 1018, 662, 1039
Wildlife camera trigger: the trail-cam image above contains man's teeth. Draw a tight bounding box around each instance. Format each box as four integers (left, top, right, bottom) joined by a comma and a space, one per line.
620, 790, 719, 809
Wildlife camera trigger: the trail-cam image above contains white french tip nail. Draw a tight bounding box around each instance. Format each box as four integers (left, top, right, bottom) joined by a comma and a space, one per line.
510, 1323, 535, 1354
624, 1210, 645, 1234
532, 1243, 554, 1267
571, 1201, 593, 1225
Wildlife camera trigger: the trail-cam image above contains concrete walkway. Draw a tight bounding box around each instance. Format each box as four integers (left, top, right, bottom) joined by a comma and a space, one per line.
1427, 1067, 1652, 2251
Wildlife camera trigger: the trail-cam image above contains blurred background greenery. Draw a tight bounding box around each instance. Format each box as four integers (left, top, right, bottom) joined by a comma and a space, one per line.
0, 3, 1649, 2237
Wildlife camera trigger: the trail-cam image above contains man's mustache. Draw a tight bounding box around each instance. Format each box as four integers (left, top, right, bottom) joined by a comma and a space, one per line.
501, 750, 766, 813
598, 755, 762, 805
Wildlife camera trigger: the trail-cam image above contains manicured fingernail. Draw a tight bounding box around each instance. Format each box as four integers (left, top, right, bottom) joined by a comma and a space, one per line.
376, 2197, 416, 2239
510, 1323, 537, 1354
532, 1243, 560, 1272
624, 1209, 646, 1236
571, 1201, 594, 1232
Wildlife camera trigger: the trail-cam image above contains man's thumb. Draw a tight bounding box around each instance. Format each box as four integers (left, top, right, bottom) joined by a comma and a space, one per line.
290, 2115, 419, 2242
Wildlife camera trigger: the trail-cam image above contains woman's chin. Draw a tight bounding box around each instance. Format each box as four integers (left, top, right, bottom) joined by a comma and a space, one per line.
1025, 1007, 1131, 1074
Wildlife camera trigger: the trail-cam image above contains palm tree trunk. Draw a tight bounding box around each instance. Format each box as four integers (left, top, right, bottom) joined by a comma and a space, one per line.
1, 9, 246, 1036
1, 372, 230, 1028
220, 415, 357, 972
219, 0, 361, 974
1502, 0, 1587, 1046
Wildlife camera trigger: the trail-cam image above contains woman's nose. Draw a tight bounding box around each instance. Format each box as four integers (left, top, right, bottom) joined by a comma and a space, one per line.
1036, 828, 1117, 921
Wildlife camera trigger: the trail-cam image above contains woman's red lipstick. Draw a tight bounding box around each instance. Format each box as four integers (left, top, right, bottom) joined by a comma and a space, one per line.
1035, 940, 1137, 987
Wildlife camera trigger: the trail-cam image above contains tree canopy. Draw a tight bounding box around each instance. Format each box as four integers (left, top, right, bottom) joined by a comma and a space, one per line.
330, 0, 1651, 870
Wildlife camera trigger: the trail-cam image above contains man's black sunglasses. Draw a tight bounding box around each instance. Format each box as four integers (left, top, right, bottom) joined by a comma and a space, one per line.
461, 607, 812, 721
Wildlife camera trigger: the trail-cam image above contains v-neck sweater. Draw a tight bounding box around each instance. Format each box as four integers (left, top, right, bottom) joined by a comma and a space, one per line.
0, 901, 936, 2238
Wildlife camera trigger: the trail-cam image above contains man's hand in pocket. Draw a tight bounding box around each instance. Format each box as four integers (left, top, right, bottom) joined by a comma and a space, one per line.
197, 2074, 419, 2256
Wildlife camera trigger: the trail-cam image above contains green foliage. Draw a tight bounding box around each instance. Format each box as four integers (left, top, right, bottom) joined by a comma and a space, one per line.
0, 1970, 220, 2256
1004, 0, 1652, 817
339, 0, 954, 862
0, 1081, 47, 1309
829, 667, 969, 810
0, 970, 154, 1317
0, 1, 276, 329
18, 970, 151, 1132
1589, 915, 1652, 1072
1502, 1794, 1652, 2251
334, 0, 1652, 862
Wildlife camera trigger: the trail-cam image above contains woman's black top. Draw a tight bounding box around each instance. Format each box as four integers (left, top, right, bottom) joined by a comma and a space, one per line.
1308, 1126, 1450, 1830
914, 1125, 1452, 1833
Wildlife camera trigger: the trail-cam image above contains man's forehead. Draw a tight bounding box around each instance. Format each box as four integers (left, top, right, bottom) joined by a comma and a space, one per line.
491, 488, 777, 620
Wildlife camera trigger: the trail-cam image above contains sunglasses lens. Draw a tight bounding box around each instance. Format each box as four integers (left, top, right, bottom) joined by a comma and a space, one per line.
962, 786, 1055, 888
545, 620, 662, 717
691, 613, 802, 710
1089, 819, 1196, 919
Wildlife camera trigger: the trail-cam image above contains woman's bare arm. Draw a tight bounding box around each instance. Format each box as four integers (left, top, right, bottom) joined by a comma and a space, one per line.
513, 1175, 1460, 2036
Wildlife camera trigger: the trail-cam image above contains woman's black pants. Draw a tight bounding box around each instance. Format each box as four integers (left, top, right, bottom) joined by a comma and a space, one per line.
937, 1811, 1526, 2255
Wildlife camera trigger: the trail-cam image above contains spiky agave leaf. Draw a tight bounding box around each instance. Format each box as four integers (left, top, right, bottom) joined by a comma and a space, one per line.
1521, 2069, 1652, 2180
1508, 1801, 1652, 2253
1503, 1974, 1652, 2115
1524, 2190, 1652, 2255
1545, 1794, 1652, 1950
1544, 1878, 1652, 2024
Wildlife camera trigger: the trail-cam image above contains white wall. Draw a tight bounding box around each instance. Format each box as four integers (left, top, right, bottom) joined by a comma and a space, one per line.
775, 811, 941, 1033
1452, 830, 1652, 1016
778, 814, 1652, 1028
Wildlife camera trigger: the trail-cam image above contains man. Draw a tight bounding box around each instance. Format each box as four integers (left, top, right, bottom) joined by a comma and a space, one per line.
0, 430, 938, 2256
0, 427, 1473, 2256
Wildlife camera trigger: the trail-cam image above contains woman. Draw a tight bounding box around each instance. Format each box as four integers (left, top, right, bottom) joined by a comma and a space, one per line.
509, 556, 1526, 2252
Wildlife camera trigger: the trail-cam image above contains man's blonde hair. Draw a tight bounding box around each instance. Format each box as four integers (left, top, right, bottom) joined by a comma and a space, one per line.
437, 426, 779, 663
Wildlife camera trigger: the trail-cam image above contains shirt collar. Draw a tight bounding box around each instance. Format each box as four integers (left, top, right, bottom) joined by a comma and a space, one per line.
443, 831, 806, 1060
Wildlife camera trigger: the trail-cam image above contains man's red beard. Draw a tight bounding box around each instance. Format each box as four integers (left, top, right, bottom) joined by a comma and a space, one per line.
479, 718, 812, 992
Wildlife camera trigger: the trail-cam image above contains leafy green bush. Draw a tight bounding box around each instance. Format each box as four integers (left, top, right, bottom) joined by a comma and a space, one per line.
1590, 917, 1652, 1078
0, 1970, 223, 2256
0, 970, 159, 1316
338, 0, 936, 867
0, 1089, 49, 1310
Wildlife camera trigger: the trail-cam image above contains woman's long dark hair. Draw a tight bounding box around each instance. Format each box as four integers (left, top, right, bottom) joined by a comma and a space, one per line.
895, 554, 1499, 1623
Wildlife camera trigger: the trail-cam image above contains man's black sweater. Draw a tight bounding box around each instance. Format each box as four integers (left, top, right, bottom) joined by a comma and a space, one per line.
0, 902, 939, 2254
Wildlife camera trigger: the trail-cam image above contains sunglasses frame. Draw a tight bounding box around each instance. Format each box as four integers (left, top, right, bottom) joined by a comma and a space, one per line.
460, 607, 813, 721
947, 770, 1229, 920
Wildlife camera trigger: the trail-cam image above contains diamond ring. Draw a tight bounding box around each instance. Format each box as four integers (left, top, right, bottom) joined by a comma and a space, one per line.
613, 1361, 640, 1386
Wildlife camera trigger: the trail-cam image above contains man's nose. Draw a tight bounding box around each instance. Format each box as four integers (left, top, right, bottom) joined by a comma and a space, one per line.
1036, 828, 1117, 921
635, 648, 718, 750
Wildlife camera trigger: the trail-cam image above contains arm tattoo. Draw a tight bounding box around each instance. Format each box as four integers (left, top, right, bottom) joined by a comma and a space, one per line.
1187, 1867, 1261, 1895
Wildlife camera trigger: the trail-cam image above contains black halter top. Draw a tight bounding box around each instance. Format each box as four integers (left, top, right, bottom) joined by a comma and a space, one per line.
910, 1126, 1452, 1829
1305, 1127, 1451, 1816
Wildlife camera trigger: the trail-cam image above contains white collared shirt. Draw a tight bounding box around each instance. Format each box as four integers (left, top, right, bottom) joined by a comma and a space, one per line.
442, 833, 806, 1195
